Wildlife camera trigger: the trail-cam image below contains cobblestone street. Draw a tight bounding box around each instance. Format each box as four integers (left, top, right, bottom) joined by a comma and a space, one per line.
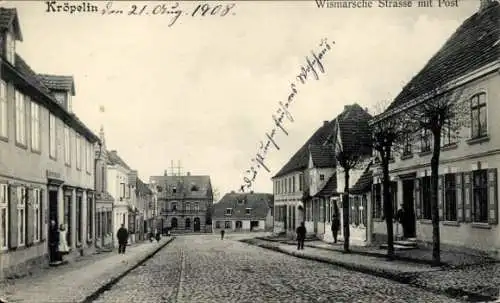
91, 235, 462, 303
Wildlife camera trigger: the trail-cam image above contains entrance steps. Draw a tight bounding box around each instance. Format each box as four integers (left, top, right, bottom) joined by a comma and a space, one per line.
380, 238, 418, 250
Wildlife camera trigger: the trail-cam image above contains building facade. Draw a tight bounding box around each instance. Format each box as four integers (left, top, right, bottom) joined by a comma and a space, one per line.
135, 178, 152, 241
213, 192, 273, 232
0, 8, 99, 278
371, 0, 500, 253
150, 172, 213, 234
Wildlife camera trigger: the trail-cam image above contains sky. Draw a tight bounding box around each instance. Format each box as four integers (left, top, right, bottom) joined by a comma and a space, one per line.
5, 0, 480, 199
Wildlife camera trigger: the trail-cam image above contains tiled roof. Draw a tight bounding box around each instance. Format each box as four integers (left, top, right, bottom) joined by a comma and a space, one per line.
0, 7, 22, 40
15, 55, 52, 94
387, 1, 500, 111
213, 192, 273, 220
350, 165, 373, 195
150, 175, 213, 200
273, 120, 335, 178
309, 145, 335, 168
337, 104, 372, 156
38, 74, 75, 95
106, 150, 131, 170
314, 174, 338, 198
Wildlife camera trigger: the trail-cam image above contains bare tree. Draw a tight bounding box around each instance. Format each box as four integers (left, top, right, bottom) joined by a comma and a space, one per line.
334, 119, 371, 253
212, 187, 221, 202
402, 87, 467, 265
370, 100, 413, 259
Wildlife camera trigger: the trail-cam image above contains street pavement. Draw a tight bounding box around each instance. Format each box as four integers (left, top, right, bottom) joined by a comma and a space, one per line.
91, 234, 462, 303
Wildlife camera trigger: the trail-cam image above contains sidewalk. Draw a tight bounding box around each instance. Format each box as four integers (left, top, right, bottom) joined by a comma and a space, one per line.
0, 237, 175, 303
242, 238, 500, 302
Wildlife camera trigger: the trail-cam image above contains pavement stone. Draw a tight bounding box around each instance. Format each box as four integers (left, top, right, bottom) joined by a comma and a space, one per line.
91, 234, 462, 303
0, 237, 173, 303
246, 238, 500, 302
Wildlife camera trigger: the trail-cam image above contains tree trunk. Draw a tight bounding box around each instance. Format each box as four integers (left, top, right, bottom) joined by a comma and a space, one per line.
382, 150, 395, 259
343, 168, 350, 253
431, 129, 441, 266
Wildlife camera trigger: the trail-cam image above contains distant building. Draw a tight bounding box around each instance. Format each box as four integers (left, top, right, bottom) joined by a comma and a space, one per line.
213, 192, 273, 232
150, 172, 213, 233
0, 8, 99, 278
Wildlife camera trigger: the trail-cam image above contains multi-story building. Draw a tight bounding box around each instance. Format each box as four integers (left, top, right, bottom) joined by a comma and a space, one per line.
150, 172, 213, 234
135, 178, 152, 241
371, 0, 500, 252
0, 8, 99, 278
106, 150, 134, 246
94, 127, 114, 249
213, 192, 273, 232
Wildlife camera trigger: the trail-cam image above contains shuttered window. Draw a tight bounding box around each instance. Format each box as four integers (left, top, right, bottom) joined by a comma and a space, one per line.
0, 184, 8, 250
17, 186, 26, 246
372, 184, 382, 219
472, 169, 488, 223
421, 177, 431, 220
444, 174, 457, 221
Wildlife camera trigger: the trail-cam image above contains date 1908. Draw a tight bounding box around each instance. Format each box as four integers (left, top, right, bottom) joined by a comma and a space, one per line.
101, 2, 236, 27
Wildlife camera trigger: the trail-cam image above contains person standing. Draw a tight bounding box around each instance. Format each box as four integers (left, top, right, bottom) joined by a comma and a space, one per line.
220, 228, 225, 240
117, 224, 129, 254
48, 220, 60, 264
395, 204, 405, 240
58, 224, 70, 258
296, 222, 306, 250
331, 213, 340, 244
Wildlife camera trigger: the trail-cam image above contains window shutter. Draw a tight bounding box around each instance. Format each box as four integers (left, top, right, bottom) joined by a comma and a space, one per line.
456, 173, 464, 222
371, 184, 376, 218
40, 189, 47, 241
488, 168, 498, 225
415, 178, 422, 219
463, 172, 472, 223
438, 176, 444, 221
8, 185, 18, 249
363, 195, 367, 226
380, 184, 385, 218
26, 188, 34, 246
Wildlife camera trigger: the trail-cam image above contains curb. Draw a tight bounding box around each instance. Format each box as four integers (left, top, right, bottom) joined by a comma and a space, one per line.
240, 239, 498, 303
81, 237, 175, 303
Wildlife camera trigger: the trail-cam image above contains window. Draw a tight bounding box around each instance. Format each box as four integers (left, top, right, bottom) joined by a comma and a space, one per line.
403, 134, 412, 155
390, 181, 398, 215
215, 221, 221, 228
441, 121, 456, 147
420, 129, 431, 153
15, 91, 26, 145
120, 183, 125, 198
194, 202, 200, 212
292, 176, 296, 192
0, 80, 7, 138
33, 189, 41, 242
185, 202, 191, 211
185, 218, 191, 229
472, 169, 488, 223
299, 174, 303, 191
471, 93, 487, 139
320, 174, 325, 181
245, 208, 251, 215
172, 186, 177, 194
421, 176, 431, 220
225, 208, 232, 215
76, 134, 81, 169
87, 142, 92, 172
5, 32, 15, 64
224, 221, 231, 229
171, 202, 177, 211
30, 100, 40, 151
82, 140, 87, 172
0, 184, 8, 249
444, 174, 457, 221
64, 126, 70, 165
49, 113, 56, 158
17, 186, 26, 246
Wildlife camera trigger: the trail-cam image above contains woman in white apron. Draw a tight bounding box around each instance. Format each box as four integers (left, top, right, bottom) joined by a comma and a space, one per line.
58, 224, 70, 255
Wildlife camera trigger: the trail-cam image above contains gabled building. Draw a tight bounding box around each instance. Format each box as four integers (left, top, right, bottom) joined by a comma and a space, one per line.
213, 192, 273, 232
150, 172, 213, 233
371, 0, 500, 252
135, 177, 152, 241
0, 8, 99, 278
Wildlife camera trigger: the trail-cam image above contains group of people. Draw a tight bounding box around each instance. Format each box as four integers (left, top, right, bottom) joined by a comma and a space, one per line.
48, 220, 70, 265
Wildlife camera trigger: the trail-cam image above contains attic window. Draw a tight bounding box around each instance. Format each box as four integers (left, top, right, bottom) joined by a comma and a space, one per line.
237, 199, 244, 205
225, 208, 232, 215
320, 174, 325, 181
245, 208, 251, 215
191, 184, 199, 191
172, 186, 176, 193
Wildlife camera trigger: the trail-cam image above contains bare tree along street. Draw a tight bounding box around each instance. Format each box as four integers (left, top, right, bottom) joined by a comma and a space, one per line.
89, 235, 460, 303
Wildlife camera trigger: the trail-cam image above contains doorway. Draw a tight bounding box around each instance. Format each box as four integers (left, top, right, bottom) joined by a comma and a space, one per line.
402, 179, 416, 238
171, 217, 178, 229
193, 217, 201, 232
49, 190, 58, 226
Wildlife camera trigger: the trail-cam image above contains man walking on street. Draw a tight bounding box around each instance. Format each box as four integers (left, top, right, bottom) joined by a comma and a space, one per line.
117, 224, 129, 254
296, 222, 306, 250
220, 229, 225, 240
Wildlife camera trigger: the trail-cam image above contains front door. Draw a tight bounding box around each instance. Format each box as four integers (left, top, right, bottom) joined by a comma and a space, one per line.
193, 217, 201, 232
402, 179, 416, 238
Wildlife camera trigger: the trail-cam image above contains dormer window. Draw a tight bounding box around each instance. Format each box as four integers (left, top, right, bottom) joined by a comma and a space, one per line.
67, 93, 73, 113
172, 186, 177, 193
191, 184, 199, 191
245, 208, 251, 215
54, 92, 66, 107
225, 208, 232, 215
237, 199, 244, 205
5, 32, 15, 65
320, 174, 325, 181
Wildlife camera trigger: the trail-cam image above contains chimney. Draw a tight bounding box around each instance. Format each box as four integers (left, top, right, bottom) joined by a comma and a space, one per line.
479, 0, 494, 11
187, 172, 191, 176
344, 105, 350, 111
231, 190, 235, 193
323, 120, 329, 126
250, 190, 254, 194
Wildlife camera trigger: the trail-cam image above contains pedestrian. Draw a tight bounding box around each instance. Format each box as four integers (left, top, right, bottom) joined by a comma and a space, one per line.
220, 229, 225, 240
395, 204, 405, 240
155, 230, 161, 242
48, 220, 61, 264
117, 224, 129, 254
296, 221, 306, 250
58, 224, 70, 259
331, 213, 340, 244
